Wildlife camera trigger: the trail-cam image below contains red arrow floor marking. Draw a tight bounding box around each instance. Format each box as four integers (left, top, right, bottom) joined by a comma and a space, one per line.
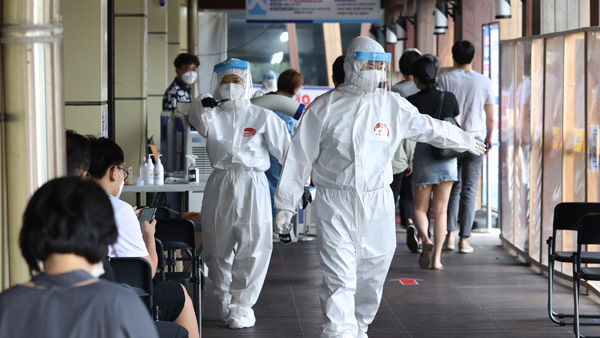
389, 278, 423, 285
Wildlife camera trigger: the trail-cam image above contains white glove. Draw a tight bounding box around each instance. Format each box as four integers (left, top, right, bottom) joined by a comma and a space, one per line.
274, 210, 295, 234
467, 137, 486, 156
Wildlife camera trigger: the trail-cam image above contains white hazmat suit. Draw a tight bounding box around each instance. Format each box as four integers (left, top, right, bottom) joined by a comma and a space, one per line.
188, 59, 291, 329
274, 37, 484, 338
253, 70, 278, 98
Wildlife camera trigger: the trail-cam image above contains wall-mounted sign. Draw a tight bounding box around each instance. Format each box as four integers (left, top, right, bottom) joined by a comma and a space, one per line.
246, 0, 380, 23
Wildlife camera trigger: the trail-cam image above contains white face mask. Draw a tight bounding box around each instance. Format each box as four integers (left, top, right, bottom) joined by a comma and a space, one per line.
357, 70, 384, 93
219, 83, 245, 101
182, 71, 198, 85
90, 261, 105, 278
264, 78, 277, 91
114, 169, 124, 199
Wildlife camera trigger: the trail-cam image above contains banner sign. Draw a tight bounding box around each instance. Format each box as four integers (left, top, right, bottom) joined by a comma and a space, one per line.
246, 0, 380, 24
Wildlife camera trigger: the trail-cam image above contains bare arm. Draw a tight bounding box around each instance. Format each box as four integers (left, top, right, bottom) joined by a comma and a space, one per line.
484, 103, 494, 153
141, 219, 158, 276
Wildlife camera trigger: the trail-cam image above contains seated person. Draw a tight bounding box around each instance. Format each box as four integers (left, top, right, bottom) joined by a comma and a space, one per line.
0, 177, 159, 338
88, 137, 199, 338
66, 130, 189, 338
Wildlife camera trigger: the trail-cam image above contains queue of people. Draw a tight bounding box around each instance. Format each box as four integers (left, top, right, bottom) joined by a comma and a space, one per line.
0, 36, 491, 338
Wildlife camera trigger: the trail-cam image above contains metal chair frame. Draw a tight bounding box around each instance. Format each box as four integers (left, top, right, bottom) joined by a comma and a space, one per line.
573, 213, 600, 337
547, 202, 600, 326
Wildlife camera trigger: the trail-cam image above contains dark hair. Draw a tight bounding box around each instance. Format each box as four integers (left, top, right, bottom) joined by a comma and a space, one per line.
20, 177, 118, 275
411, 57, 438, 89
88, 137, 125, 179
422, 54, 440, 73
66, 130, 91, 176
452, 40, 475, 65
332, 55, 345, 86
174, 53, 200, 69
399, 50, 422, 76
278, 69, 304, 96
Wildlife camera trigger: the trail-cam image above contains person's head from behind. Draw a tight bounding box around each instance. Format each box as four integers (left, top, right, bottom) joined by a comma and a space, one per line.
422, 54, 441, 73
174, 53, 200, 86
452, 40, 475, 66
20, 177, 118, 276
214, 58, 251, 101
411, 57, 438, 90
277, 69, 304, 97
66, 130, 92, 178
332, 55, 345, 87
88, 137, 128, 198
399, 48, 422, 77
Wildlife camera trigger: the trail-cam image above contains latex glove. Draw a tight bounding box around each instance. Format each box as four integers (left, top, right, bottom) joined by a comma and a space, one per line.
201, 97, 218, 108
467, 138, 486, 156
274, 210, 295, 234
301, 187, 312, 209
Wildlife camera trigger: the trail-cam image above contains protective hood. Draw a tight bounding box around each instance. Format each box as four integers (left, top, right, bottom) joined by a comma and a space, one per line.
211, 59, 254, 100
343, 36, 391, 94
261, 70, 278, 93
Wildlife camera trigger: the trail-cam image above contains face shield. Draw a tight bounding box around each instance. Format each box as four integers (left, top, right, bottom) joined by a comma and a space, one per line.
210, 59, 254, 101
343, 37, 392, 94
262, 70, 278, 92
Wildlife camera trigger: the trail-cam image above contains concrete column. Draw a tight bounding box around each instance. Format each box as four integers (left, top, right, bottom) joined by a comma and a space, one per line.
114, 0, 148, 187
416, 0, 436, 55
168, 0, 183, 80
64, 0, 108, 136
1, 0, 65, 285
148, 2, 169, 154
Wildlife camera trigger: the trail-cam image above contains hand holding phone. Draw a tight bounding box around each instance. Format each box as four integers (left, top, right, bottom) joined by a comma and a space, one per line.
138, 207, 157, 224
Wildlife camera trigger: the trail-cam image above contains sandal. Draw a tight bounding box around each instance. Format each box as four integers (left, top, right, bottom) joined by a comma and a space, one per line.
419, 243, 434, 269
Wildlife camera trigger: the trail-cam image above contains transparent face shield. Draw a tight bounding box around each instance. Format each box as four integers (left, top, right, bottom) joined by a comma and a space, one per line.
346, 51, 392, 93
209, 59, 254, 101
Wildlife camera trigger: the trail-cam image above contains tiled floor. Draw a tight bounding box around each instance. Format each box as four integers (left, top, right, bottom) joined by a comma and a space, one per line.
200, 229, 600, 337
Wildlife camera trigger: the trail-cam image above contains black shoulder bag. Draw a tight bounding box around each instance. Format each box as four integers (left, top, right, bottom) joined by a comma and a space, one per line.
432, 92, 463, 160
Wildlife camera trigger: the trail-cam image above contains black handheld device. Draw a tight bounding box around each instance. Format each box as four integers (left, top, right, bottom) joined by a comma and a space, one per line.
139, 207, 157, 224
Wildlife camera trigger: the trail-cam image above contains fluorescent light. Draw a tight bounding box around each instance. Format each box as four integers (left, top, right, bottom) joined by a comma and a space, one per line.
271, 52, 284, 64
280, 31, 289, 42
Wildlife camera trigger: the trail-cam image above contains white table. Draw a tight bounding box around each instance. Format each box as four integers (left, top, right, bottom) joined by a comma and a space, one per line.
123, 181, 206, 214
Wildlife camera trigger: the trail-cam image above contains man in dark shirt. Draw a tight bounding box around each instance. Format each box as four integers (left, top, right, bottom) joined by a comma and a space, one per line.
162, 53, 200, 111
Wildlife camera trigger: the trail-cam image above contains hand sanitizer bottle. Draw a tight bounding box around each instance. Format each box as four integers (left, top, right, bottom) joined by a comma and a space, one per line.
154, 154, 164, 185
147, 155, 154, 185
138, 156, 147, 186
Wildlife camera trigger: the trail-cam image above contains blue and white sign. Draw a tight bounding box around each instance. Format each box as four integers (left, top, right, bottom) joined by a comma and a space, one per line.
246, 0, 380, 24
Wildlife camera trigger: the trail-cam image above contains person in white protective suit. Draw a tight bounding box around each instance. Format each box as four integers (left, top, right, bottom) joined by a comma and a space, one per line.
252, 70, 278, 98
274, 37, 486, 338
187, 59, 291, 329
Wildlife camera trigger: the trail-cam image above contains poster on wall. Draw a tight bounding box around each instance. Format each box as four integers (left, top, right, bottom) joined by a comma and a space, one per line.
246, 0, 380, 23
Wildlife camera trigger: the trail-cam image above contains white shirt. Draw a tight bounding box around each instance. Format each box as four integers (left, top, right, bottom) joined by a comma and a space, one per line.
438, 69, 493, 134
108, 194, 149, 258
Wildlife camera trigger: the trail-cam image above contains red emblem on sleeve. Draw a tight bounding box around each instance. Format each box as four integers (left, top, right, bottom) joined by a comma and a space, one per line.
243, 128, 257, 137
374, 123, 389, 140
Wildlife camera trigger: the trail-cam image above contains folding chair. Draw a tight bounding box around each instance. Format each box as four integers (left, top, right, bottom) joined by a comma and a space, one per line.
110, 257, 157, 320
548, 202, 600, 325
155, 218, 201, 325
573, 213, 600, 337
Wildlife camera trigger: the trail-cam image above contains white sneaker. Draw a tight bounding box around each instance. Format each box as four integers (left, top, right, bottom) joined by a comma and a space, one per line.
227, 306, 256, 329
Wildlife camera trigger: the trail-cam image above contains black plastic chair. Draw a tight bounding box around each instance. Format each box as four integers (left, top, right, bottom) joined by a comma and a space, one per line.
573, 213, 600, 337
155, 218, 201, 325
110, 257, 157, 319
547, 202, 600, 326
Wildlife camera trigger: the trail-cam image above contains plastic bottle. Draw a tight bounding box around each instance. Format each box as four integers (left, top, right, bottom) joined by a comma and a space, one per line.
138, 156, 147, 186
186, 154, 198, 182
146, 155, 155, 185
154, 154, 164, 185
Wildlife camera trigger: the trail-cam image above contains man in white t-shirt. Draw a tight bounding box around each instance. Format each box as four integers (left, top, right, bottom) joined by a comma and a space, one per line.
89, 137, 200, 338
438, 40, 494, 254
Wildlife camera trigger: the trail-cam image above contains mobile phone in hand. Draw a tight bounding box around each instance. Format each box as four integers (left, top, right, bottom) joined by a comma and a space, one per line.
138, 207, 157, 224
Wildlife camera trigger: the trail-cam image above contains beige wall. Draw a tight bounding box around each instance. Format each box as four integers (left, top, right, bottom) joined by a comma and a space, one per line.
541, 0, 591, 35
